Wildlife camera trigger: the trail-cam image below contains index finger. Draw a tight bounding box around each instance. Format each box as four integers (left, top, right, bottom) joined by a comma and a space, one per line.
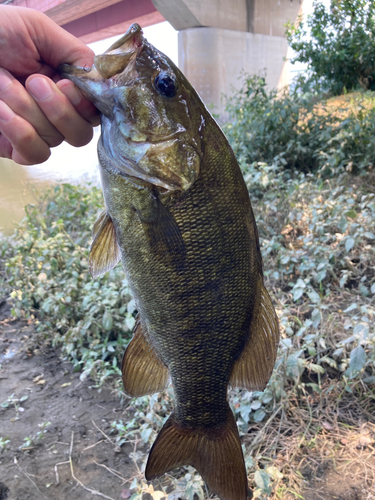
28, 8, 95, 69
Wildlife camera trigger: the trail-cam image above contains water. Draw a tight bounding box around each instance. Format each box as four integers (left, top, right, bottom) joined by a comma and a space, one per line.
0, 128, 100, 235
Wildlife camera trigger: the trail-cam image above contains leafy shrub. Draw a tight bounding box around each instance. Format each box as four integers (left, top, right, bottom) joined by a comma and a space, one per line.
286, 0, 375, 95
224, 73, 375, 175
2, 184, 135, 385
245, 161, 375, 387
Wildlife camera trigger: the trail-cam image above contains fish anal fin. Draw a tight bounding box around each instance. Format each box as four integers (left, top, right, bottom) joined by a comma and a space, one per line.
122, 318, 170, 397
231, 279, 280, 391
89, 211, 121, 278
145, 409, 248, 500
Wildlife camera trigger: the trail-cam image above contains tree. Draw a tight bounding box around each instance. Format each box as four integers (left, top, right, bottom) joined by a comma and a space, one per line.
286, 0, 375, 95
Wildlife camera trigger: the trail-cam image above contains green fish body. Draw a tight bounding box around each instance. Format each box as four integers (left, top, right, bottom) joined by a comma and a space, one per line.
61, 24, 279, 500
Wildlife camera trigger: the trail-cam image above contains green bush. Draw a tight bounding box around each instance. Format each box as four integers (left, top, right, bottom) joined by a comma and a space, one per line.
286, 0, 375, 95
2, 184, 135, 385
2, 168, 374, 401
224, 73, 375, 175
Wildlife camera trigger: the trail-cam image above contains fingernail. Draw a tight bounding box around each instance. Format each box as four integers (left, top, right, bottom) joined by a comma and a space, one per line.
0, 100, 15, 122
28, 77, 53, 101
0, 69, 12, 93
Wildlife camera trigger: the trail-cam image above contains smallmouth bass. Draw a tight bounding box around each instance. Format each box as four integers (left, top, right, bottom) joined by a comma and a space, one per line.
61, 24, 279, 500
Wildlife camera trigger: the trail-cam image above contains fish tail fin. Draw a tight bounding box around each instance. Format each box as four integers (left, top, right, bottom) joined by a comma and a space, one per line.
145, 409, 248, 500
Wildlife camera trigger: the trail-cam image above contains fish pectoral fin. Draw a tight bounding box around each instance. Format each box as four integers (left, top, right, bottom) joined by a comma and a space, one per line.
92, 209, 107, 239
230, 278, 280, 391
89, 210, 121, 278
136, 197, 186, 265
122, 317, 170, 397
145, 409, 248, 500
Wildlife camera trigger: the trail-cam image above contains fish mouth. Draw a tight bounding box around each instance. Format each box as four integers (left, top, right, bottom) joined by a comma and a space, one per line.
59, 23, 144, 110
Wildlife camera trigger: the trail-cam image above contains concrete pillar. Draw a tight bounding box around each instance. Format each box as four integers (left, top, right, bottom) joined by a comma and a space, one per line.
178, 28, 288, 120
248, 0, 303, 36
152, 0, 302, 120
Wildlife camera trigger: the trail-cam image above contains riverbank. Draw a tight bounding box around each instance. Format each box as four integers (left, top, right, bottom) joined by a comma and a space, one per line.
0, 130, 100, 236
0, 302, 140, 500
0, 167, 374, 499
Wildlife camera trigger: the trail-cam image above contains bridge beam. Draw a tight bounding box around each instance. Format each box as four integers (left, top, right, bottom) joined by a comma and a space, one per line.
12, 0, 164, 44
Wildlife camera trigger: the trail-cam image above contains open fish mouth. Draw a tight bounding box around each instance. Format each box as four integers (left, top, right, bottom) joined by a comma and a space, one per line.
59, 23, 144, 109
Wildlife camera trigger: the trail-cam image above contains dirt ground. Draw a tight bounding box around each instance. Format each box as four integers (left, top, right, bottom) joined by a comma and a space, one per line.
1, 302, 375, 500
0, 303, 139, 500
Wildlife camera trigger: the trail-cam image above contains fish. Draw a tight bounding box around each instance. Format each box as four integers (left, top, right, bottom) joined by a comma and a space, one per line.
60, 23, 279, 500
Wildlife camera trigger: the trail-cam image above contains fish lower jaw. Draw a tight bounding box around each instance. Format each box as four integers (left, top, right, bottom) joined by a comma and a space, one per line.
98, 154, 176, 191
99, 151, 185, 192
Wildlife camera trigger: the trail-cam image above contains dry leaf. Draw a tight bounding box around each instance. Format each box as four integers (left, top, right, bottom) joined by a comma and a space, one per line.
322, 422, 333, 431
144, 485, 166, 500
358, 435, 372, 447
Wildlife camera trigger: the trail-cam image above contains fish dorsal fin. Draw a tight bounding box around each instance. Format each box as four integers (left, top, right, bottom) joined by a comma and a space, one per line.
122, 316, 170, 397
230, 278, 280, 391
89, 210, 121, 278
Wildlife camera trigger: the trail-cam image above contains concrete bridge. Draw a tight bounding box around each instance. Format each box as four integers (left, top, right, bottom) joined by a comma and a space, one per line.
6, 0, 303, 117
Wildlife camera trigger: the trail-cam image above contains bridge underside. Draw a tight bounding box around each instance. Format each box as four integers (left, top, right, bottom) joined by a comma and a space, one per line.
11, 0, 164, 43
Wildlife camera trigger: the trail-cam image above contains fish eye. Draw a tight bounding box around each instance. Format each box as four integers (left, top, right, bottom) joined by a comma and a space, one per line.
154, 72, 177, 98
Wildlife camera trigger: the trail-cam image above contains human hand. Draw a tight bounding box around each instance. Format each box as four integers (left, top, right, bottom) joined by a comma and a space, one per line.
0, 5, 100, 165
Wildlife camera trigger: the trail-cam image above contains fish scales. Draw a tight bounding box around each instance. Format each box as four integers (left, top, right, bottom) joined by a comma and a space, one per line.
61, 22, 279, 500
101, 125, 256, 428
108, 126, 257, 418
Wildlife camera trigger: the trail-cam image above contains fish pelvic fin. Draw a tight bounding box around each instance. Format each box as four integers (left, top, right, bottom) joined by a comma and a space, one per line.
145, 409, 248, 500
230, 277, 280, 391
122, 316, 170, 397
89, 210, 121, 278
